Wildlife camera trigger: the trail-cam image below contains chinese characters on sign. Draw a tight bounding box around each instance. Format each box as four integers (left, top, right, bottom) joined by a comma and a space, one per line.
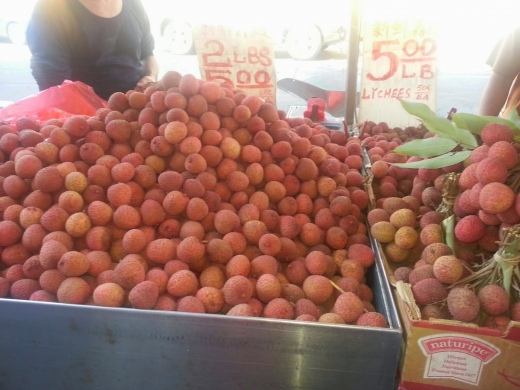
359, 20, 438, 127
193, 25, 277, 103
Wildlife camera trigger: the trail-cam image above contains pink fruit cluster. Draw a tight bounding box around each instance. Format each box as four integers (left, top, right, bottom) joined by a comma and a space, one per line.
0, 71, 386, 327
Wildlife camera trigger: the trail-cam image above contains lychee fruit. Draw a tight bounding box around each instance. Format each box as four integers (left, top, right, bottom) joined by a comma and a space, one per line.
129, 281, 159, 310
356, 312, 388, 327
177, 296, 205, 313
302, 275, 333, 305
93, 283, 125, 307
432, 255, 464, 284
454, 215, 486, 243
222, 275, 253, 305
478, 285, 509, 316
263, 298, 294, 319
412, 278, 448, 305
447, 287, 480, 322
57, 277, 90, 304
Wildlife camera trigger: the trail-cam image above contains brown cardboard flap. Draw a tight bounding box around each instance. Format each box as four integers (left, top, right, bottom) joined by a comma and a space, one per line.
363, 173, 375, 210
395, 281, 421, 321
427, 318, 479, 329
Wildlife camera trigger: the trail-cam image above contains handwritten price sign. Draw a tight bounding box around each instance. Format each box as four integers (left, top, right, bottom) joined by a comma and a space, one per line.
193, 25, 277, 103
359, 19, 438, 127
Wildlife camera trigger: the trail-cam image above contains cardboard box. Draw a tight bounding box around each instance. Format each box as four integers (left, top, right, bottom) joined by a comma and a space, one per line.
361, 164, 520, 389
395, 281, 520, 390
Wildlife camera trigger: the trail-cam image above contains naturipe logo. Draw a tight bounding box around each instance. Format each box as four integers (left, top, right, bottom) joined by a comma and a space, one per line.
418, 334, 500, 385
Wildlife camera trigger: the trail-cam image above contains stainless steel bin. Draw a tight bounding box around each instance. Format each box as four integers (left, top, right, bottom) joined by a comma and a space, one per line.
0, 239, 401, 390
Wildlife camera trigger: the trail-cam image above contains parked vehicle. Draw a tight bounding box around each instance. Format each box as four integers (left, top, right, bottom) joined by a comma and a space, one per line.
0, 0, 36, 44
143, 0, 348, 60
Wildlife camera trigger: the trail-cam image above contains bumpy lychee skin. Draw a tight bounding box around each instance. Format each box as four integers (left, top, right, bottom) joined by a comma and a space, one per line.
432, 255, 463, 284
222, 276, 253, 306
294, 298, 322, 319
483, 315, 511, 332
10, 279, 40, 300
332, 292, 364, 323
478, 285, 509, 316
412, 278, 448, 306
93, 283, 125, 307
129, 281, 159, 310
114, 256, 146, 289
0, 277, 10, 297
447, 287, 480, 322
318, 313, 345, 324
408, 265, 435, 286
166, 270, 198, 298
0, 221, 23, 247
263, 298, 294, 320
195, 287, 225, 314
421, 304, 450, 320
422, 243, 452, 265
454, 215, 487, 244
57, 277, 90, 304
479, 183, 515, 215
393, 267, 412, 283
302, 275, 333, 305
255, 274, 282, 303
480, 123, 514, 146
488, 140, 518, 169
295, 314, 317, 322
177, 296, 205, 313
227, 303, 256, 317
176, 236, 205, 264
370, 221, 396, 243
356, 312, 388, 328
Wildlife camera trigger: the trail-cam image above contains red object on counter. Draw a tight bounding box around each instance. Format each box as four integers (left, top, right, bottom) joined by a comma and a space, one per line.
0, 80, 108, 125
304, 97, 326, 122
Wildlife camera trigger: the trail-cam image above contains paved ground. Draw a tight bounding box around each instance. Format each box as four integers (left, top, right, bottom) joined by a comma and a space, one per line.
0, 37, 491, 121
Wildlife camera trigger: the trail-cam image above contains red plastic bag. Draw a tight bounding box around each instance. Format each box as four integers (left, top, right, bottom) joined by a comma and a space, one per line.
0, 80, 108, 126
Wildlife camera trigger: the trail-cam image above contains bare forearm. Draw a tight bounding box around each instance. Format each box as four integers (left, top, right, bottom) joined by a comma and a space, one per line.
479, 71, 513, 116
143, 55, 159, 81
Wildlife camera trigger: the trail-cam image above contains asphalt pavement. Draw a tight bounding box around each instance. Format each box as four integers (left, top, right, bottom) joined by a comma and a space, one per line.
0, 37, 491, 121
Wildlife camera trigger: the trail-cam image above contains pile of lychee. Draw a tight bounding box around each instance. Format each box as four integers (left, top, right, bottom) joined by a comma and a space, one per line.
360, 121, 430, 146
0, 71, 387, 327
363, 121, 520, 329
453, 123, 520, 253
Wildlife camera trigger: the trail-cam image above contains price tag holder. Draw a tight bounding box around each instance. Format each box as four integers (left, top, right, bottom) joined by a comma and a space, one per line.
193, 25, 277, 104
359, 19, 438, 127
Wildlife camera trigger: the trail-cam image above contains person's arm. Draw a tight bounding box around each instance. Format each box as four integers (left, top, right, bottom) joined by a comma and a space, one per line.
136, 55, 159, 91
26, 0, 72, 91
479, 27, 520, 116
478, 71, 515, 116
131, 0, 158, 91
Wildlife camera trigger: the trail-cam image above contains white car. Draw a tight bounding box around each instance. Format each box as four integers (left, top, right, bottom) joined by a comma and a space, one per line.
143, 0, 348, 60
0, 0, 37, 44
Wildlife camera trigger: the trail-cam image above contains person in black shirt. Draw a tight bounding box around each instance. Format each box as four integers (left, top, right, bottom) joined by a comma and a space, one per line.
26, 0, 159, 100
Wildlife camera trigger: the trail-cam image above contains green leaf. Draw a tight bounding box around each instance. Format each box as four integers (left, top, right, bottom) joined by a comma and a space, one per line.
398, 99, 438, 121
452, 126, 478, 148
421, 118, 458, 138
451, 113, 490, 135
394, 138, 458, 158
398, 100, 479, 148
392, 150, 472, 169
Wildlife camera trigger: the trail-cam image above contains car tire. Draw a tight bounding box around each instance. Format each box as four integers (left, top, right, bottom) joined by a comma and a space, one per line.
286, 25, 323, 61
7, 22, 26, 45
162, 20, 194, 55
